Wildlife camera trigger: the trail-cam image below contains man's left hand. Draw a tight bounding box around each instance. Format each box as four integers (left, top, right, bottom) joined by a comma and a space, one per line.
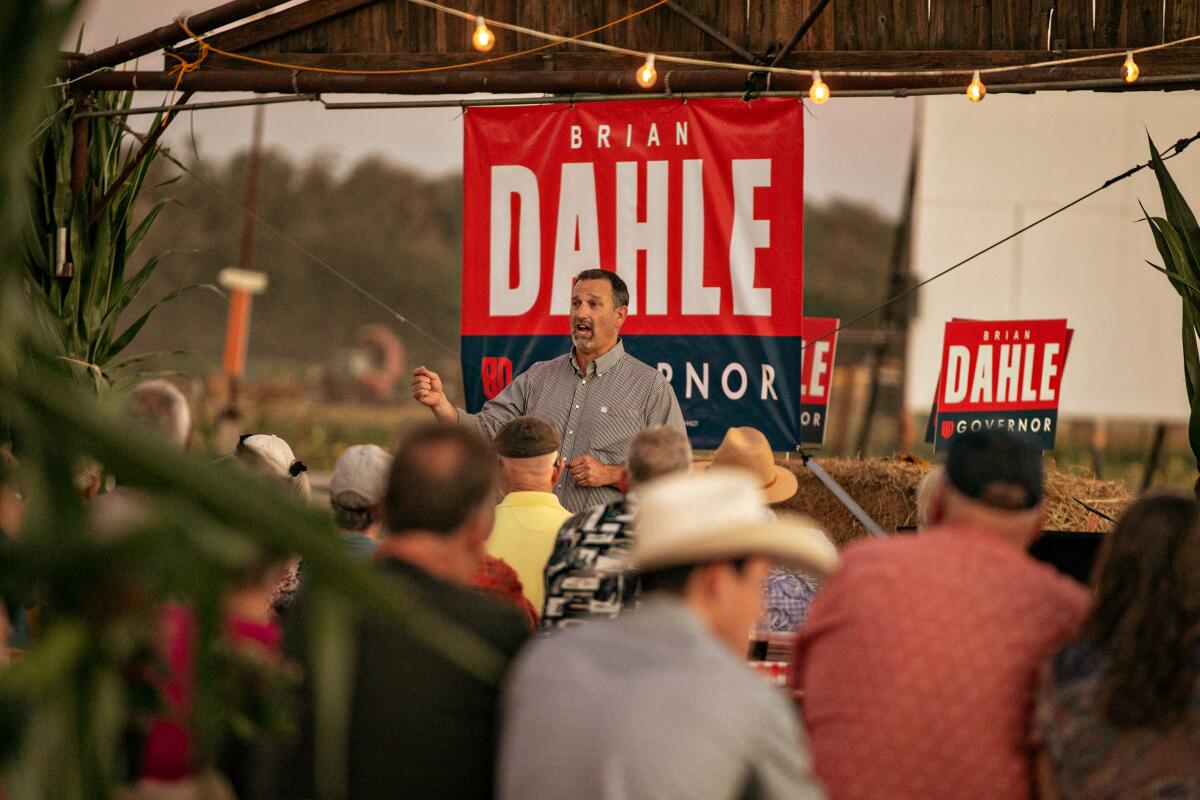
567, 455, 623, 488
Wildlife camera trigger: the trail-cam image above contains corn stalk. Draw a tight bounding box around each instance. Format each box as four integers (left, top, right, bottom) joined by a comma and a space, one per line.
1142, 135, 1200, 487
1, 6, 504, 798
21, 88, 218, 391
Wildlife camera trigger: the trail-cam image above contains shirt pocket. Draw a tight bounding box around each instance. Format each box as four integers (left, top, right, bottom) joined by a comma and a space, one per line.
590, 409, 643, 463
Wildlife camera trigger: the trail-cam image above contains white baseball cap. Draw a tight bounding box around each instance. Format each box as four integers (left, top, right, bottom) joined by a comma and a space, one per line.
330, 444, 393, 507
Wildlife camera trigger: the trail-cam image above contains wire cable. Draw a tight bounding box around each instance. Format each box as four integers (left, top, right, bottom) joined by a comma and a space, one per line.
127, 125, 461, 359
172, 0, 669, 76
121, 124, 1200, 369
804, 129, 1200, 353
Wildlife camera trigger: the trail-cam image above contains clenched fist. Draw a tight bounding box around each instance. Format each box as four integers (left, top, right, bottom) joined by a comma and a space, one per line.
411, 366, 458, 423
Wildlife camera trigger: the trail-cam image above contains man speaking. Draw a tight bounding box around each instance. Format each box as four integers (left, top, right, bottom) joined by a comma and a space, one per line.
413, 269, 685, 513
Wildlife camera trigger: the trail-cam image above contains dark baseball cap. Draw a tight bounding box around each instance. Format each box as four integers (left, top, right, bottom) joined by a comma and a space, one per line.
944, 429, 1043, 511
494, 416, 561, 459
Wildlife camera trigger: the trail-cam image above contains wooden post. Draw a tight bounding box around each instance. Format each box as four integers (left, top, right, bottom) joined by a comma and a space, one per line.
1140, 422, 1166, 493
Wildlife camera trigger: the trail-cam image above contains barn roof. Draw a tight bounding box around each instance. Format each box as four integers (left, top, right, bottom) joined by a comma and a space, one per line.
65, 0, 1200, 95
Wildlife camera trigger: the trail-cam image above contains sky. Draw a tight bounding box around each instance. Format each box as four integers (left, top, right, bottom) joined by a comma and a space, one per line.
70, 0, 917, 217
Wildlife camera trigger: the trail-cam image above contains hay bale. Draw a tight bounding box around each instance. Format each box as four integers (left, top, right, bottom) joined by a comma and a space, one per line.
773, 457, 1131, 546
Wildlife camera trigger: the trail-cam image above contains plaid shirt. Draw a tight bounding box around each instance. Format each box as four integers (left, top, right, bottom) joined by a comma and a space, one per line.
458, 341, 685, 514
540, 498, 639, 629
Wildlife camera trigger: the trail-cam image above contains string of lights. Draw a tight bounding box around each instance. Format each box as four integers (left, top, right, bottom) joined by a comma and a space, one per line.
397, 0, 1195, 101
167, 0, 1200, 106
172, 0, 669, 77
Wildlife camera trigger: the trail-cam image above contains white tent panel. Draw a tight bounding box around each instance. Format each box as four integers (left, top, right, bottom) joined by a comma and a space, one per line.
906, 91, 1200, 422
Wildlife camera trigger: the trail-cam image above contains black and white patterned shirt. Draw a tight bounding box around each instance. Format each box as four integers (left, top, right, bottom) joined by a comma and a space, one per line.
458, 340, 685, 513
540, 498, 639, 629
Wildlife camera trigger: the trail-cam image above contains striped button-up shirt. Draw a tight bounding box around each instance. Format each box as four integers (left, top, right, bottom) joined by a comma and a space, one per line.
459, 340, 685, 513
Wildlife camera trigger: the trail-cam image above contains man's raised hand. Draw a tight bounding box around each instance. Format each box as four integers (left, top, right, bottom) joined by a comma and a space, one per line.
411, 366, 458, 422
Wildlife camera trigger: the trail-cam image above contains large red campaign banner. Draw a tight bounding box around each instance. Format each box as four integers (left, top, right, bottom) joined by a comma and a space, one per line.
462, 98, 812, 448
932, 318, 1072, 451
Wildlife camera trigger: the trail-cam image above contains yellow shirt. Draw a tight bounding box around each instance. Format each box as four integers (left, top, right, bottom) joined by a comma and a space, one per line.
486, 491, 572, 612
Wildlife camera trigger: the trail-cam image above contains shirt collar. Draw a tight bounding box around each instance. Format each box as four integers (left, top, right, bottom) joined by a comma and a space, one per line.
499, 490, 567, 509
569, 339, 626, 377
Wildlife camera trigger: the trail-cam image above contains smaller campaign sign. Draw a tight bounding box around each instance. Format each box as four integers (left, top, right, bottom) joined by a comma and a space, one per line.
799, 317, 839, 444
932, 318, 1072, 452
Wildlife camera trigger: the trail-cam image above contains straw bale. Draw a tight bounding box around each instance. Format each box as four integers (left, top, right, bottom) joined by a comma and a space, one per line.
772, 457, 1131, 546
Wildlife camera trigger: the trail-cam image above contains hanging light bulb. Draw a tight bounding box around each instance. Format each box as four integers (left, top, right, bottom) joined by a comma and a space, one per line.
808, 70, 830, 104
965, 70, 986, 103
636, 53, 657, 89
472, 16, 495, 52
1121, 50, 1140, 83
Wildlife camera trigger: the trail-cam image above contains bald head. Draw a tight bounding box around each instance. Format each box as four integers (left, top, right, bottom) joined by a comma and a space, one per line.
383, 425, 497, 537
127, 379, 192, 449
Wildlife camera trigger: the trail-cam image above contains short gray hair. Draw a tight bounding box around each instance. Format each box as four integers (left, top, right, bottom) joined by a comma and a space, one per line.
331, 490, 381, 531
626, 427, 692, 486
127, 379, 192, 449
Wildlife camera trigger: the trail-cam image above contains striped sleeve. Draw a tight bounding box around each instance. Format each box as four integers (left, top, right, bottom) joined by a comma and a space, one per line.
458, 368, 530, 440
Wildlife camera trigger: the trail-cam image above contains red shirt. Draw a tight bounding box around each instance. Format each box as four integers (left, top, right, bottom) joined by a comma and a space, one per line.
140, 604, 281, 782
791, 525, 1090, 800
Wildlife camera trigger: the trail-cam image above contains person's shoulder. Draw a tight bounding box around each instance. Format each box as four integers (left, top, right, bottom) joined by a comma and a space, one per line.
458, 584, 531, 650
509, 618, 606, 684
380, 561, 529, 653
1023, 556, 1091, 615
560, 499, 627, 532
618, 350, 669, 383
523, 352, 572, 376
832, 533, 910, 571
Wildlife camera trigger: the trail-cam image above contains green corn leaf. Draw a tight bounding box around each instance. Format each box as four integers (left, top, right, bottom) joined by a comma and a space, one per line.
125, 200, 165, 259
106, 209, 129, 309
1148, 135, 1200, 281
1184, 304, 1200, 463
1141, 203, 1191, 296
104, 283, 223, 361
105, 349, 193, 372
309, 585, 355, 800
1155, 218, 1195, 288
82, 212, 113, 340
97, 255, 160, 343
1137, 261, 1200, 298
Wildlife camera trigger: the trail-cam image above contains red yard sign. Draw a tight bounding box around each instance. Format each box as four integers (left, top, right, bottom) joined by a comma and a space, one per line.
932, 318, 1072, 452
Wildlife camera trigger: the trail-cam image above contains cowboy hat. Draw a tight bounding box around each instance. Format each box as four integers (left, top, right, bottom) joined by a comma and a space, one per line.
631, 469, 837, 576
693, 427, 799, 504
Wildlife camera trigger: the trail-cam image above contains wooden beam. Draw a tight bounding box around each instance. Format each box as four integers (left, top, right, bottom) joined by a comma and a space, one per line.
198, 0, 380, 54
770, 0, 834, 67
664, 1, 758, 63
66, 0, 296, 77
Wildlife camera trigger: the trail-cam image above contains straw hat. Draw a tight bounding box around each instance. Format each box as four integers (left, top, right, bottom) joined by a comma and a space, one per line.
631, 469, 837, 576
693, 427, 799, 504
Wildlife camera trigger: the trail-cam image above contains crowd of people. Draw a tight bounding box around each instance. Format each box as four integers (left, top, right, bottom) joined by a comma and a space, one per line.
0, 267, 1197, 799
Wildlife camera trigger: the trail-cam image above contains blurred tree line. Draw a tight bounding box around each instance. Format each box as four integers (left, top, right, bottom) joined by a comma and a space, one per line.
127, 150, 895, 376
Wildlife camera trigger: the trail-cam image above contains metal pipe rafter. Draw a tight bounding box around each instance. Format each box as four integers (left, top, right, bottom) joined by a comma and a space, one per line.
67, 72, 1200, 124
70, 66, 1200, 96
